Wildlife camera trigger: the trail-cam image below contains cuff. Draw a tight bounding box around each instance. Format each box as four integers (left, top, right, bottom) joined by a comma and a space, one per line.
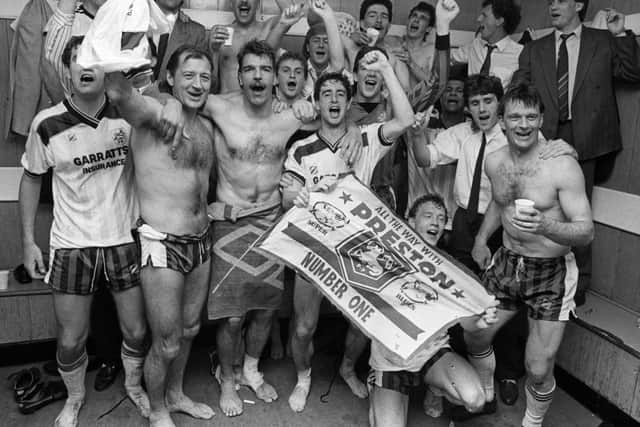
53, 8, 75, 26
435, 34, 450, 50
427, 144, 440, 168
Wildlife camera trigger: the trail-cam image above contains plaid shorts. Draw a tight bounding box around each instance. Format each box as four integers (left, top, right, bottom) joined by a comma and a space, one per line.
46, 243, 140, 295
368, 348, 451, 396
483, 246, 578, 321
134, 219, 213, 275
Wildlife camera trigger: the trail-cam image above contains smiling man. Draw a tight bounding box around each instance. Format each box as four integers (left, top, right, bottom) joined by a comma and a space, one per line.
105, 46, 217, 427
451, 0, 522, 87
467, 83, 593, 427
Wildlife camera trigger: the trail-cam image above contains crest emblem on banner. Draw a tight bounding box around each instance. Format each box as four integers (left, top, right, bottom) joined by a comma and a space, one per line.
336, 231, 414, 292
311, 201, 349, 230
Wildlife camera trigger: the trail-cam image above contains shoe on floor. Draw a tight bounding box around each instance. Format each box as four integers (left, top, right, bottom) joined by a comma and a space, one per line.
94, 362, 121, 391
499, 378, 519, 406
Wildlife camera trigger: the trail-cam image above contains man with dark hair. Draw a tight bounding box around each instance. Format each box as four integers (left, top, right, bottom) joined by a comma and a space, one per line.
387, 2, 437, 88
21, 36, 148, 427
452, 0, 523, 87
156, 39, 358, 418
280, 0, 459, 413
512, 0, 640, 304
105, 45, 216, 427
468, 83, 593, 427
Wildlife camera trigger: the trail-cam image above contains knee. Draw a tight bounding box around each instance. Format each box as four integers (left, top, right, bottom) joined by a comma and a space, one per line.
225, 317, 244, 333
121, 323, 147, 348
153, 332, 182, 360
58, 329, 88, 359
182, 322, 201, 341
294, 320, 316, 342
525, 355, 554, 383
460, 385, 486, 412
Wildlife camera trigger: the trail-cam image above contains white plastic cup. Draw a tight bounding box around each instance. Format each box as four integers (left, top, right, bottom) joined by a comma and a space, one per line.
514, 198, 535, 216
0, 270, 9, 290
224, 26, 234, 46
366, 28, 379, 46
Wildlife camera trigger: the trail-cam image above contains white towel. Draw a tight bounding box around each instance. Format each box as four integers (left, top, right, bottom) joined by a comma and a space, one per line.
77, 0, 170, 72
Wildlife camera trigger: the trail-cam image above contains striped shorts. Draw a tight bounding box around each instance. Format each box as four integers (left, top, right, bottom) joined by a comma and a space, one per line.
134, 219, 213, 275
368, 348, 451, 395
46, 243, 140, 295
483, 246, 578, 321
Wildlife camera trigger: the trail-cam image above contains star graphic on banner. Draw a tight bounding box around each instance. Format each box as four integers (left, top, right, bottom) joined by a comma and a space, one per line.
452, 288, 465, 299
339, 191, 353, 204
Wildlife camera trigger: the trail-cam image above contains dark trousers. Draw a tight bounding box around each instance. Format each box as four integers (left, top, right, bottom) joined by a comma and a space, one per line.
90, 286, 122, 363
448, 207, 502, 274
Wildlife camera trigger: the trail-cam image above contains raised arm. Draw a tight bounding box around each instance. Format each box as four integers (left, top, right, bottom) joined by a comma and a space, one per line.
104, 72, 162, 129
44, 0, 77, 93
265, 3, 305, 50
606, 10, 640, 83
310, 0, 345, 72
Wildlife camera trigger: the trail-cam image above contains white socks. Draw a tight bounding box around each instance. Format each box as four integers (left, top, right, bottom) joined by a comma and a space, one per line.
468, 347, 496, 401
522, 379, 556, 427
55, 353, 88, 427
121, 342, 150, 418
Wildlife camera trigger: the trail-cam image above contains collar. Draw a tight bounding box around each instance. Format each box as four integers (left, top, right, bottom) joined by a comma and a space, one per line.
75, 4, 95, 19
555, 24, 583, 44
64, 96, 108, 129
485, 35, 512, 52
475, 122, 502, 142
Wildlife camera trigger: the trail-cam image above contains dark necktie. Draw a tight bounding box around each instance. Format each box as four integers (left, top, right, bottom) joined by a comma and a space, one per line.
557, 33, 573, 122
467, 132, 487, 215
479, 44, 497, 76
153, 33, 170, 79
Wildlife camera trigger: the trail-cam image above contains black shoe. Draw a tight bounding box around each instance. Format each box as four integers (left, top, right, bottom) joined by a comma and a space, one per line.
499, 379, 519, 406
18, 381, 67, 414
448, 397, 497, 421
94, 362, 121, 391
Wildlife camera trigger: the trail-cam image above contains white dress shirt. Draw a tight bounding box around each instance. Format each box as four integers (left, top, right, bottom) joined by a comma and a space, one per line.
555, 25, 582, 119
427, 122, 507, 214
452, 35, 523, 88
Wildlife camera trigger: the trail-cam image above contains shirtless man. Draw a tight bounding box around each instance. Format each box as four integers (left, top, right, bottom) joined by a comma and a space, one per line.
342, 0, 410, 93
467, 83, 593, 427
209, 0, 294, 93
105, 46, 217, 427
157, 39, 357, 417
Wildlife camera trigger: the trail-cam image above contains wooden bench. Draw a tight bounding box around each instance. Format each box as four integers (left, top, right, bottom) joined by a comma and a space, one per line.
556, 187, 640, 423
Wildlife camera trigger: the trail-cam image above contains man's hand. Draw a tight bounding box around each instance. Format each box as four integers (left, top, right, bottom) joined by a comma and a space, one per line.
511, 206, 548, 235
475, 304, 499, 329
605, 9, 626, 36
272, 98, 290, 114
350, 30, 371, 47
292, 99, 316, 123
293, 186, 311, 208
209, 25, 232, 51
23, 242, 46, 280
309, 0, 333, 19
338, 122, 363, 166
471, 240, 492, 270
391, 47, 410, 63
279, 3, 306, 28
361, 50, 392, 72
309, 175, 338, 192
435, 0, 460, 30
539, 138, 578, 160
279, 172, 295, 189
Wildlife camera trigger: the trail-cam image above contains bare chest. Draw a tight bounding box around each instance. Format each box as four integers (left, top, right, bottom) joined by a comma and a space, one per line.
171, 121, 214, 170
492, 161, 556, 210
219, 125, 287, 164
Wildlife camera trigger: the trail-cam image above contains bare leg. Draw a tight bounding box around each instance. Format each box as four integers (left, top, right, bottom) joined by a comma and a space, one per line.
243, 309, 278, 402
340, 324, 369, 398
53, 293, 92, 427
424, 351, 485, 412
289, 279, 323, 412
140, 268, 184, 427
216, 316, 245, 417
165, 260, 214, 420
269, 314, 284, 360
369, 385, 408, 427
112, 285, 149, 418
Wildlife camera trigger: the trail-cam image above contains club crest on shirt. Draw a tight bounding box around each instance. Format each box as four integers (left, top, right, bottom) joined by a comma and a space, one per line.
112, 128, 127, 145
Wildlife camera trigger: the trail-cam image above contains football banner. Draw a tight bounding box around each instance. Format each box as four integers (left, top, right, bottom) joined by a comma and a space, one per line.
256, 175, 496, 360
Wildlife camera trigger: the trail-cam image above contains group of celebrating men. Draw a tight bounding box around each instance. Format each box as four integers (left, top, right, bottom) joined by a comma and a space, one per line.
16, 0, 640, 426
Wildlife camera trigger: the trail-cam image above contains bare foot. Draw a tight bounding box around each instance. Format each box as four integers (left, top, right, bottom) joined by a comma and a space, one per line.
166, 392, 214, 420
148, 410, 176, 427
54, 399, 83, 427
219, 379, 243, 417
340, 369, 368, 398
252, 380, 279, 403
288, 382, 310, 412
126, 386, 150, 418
